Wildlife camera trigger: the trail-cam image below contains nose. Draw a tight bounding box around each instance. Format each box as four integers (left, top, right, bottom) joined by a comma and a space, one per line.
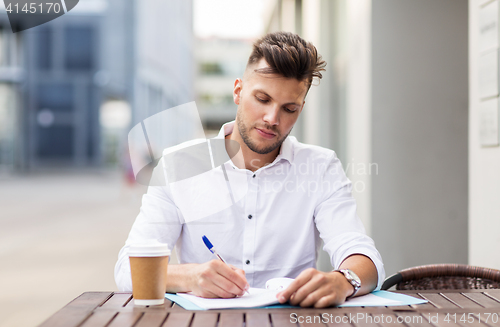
263, 105, 280, 126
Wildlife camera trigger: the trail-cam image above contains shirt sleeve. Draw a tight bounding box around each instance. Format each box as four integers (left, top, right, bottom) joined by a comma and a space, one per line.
313, 153, 385, 290
114, 161, 183, 291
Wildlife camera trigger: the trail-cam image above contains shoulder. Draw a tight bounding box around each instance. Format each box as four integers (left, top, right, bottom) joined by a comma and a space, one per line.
288, 136, 339, 163
286, 137, 347, 181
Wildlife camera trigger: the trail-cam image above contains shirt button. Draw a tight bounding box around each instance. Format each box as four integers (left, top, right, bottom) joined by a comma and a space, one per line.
245, 260, 250, 265
252, 174, 255, 178
248, 214, 252, 219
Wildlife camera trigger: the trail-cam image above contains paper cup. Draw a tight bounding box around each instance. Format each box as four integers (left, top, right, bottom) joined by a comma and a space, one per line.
129, 240, 171, 306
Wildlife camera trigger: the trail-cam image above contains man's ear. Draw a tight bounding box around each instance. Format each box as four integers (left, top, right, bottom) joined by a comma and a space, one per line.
233, 78, 242, 105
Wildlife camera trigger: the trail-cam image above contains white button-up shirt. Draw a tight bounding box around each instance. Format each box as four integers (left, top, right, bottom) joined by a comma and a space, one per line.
115, 121, 385, 290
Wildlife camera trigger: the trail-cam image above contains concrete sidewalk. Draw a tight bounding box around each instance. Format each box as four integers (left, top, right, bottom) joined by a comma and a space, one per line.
0, 171, 147, 327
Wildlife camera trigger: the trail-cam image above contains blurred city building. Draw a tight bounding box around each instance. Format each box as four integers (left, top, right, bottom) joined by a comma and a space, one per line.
0, 16, 23, 171
0, 0, 194, 171
194, 37, 252, 136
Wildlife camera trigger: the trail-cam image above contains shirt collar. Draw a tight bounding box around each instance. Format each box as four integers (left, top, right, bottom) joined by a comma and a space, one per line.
214, 121, 294, 164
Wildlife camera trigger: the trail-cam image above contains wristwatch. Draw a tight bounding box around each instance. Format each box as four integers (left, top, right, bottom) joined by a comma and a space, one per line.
334, 269, 361, 300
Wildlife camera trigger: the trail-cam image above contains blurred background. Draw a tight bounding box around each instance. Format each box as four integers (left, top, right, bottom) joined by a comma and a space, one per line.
0, 0, 498, 326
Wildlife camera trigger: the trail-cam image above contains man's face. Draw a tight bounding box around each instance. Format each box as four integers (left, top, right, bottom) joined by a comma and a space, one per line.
233, 59, 308, 155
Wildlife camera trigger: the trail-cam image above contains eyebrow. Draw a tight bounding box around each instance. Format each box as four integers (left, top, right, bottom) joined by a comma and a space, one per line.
255, 89, 302, 107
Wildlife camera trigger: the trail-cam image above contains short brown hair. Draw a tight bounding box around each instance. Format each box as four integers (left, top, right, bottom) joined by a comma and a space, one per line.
247, 31, 326, 88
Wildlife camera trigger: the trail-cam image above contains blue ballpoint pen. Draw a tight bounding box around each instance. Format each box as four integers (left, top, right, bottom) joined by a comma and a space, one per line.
202, 235, 249, 295
202, 235, 227, 263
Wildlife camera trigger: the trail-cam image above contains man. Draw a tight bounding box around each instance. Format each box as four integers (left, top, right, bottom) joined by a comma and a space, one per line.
115, 31, 384, 308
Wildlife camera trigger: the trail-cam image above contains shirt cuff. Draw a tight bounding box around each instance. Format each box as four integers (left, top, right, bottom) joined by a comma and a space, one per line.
334, 248, 386, 291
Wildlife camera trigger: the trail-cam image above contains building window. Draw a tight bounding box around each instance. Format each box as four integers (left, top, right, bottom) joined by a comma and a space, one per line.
37, 83, 74, 112
64, 26, 94, 70
37, 126, 74, 158
35, 27, 52, 70
199, 62, 223, 75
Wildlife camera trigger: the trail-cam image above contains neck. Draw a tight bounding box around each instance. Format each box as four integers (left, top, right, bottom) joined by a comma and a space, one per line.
226, 124, 280, 172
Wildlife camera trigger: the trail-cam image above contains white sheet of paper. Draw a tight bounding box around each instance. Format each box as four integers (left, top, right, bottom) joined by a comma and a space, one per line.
175, 288, 425, 310
177, 288, 280, 310
339, 292, 402, 307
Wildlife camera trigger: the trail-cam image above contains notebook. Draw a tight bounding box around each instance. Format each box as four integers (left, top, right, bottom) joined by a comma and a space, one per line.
164, 277, 428, 310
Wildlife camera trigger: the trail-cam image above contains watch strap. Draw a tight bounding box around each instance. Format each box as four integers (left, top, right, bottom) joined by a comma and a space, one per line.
334, 269, 361, 300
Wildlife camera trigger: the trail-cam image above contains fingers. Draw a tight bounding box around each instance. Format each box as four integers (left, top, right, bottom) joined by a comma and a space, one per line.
285, 271, 329, 306
218, 262, 249, 292
314, 295, 338, 308
195, 287, 223, 299
276, 269, 347, 308
229, 264, 246, 277
277, 268, 315, 303
201, 272, 243, 298
195, 260, 249, 298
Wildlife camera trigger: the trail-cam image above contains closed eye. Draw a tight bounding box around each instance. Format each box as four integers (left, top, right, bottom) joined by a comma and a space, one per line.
256, 95, 298, 113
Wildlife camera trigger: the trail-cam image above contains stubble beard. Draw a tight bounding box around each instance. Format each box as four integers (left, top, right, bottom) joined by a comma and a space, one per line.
236, 109, 290, 155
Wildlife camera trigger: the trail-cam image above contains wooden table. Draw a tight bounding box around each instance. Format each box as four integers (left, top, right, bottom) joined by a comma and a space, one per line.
38, 289, 500, 326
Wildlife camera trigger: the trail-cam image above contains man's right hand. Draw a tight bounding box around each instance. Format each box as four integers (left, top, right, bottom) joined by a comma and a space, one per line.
166, 260, 249, 298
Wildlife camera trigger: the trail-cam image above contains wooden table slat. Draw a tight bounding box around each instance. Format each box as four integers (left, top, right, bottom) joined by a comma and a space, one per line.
272, 313, 302, 327
37, 290, 500, 327
395, 312, 433, 327
162, 312, 193, 327
482, 314, 500, 327
442, 292, 485, 309
462, 316, 495, 327
106, 312, 143, 327
465, 292, 500, 308
100, 293, 132, 308
134, 312, 168, 327
351, 313, 379, 327
473, 312, 500, 327
419, 293, 460, 309
170, 303, 190, 311
427, 311, 493, 327
128, 300, 172, 311
434, 311, 464, 327
485, 291, 500, 304
246, 312, 271, 327
408, 293, 436, 310
387, 305, 413, 311
323, 313, 353, 327
38, 292, 113, 327
190, 312, 219, 327
294, 312, 326, 327
218, 313, 243, 327
78, 311, 117, 327
374, 313, 400, 327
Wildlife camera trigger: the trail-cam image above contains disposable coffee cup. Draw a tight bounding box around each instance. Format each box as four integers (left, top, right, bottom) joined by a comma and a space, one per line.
129, 240, 171, 305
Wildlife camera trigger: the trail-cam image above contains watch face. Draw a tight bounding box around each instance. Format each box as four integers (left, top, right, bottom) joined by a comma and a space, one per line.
347, 269, 361, 284
345, 269, 361, 288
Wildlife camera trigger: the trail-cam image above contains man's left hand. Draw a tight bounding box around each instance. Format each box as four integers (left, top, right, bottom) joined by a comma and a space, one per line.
276, 268, 353, 308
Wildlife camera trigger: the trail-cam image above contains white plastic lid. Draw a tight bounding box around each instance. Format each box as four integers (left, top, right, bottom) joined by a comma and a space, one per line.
128, 240, 171, 257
